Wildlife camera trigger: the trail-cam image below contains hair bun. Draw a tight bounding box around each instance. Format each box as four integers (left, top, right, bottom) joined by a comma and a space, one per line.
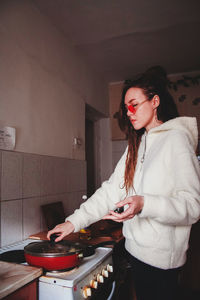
144, 65, 168, 88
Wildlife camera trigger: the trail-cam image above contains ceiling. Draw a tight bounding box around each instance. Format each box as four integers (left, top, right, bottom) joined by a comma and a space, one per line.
33, 0, 200, 83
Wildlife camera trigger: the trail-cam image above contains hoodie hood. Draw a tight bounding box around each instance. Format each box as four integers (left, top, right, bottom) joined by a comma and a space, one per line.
149, 117, 198, 151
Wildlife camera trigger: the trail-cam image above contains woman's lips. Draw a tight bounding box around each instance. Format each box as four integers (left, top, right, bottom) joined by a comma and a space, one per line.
130, 119, 136, 123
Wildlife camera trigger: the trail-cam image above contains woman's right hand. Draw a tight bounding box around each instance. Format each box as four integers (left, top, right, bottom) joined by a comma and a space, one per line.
47, 221, 75, 242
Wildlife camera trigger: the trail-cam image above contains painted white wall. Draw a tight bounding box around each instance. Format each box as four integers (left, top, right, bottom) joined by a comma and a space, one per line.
97, 118, 113, 184
0, 0, 108, 160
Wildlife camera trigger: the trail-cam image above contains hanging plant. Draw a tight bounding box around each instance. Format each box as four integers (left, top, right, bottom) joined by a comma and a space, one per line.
192, 97, 200, 105
168, 74, 200, 106
168, 74, 200, 91
178, 94, 187, 102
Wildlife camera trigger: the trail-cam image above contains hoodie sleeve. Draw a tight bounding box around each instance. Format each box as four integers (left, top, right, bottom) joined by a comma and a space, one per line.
139, 131, 200, 226
66, 148, 127, 232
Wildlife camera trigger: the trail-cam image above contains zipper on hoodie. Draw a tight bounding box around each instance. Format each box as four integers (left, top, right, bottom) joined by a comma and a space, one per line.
140, 132, 147, 163
133, 133, 147, 193
139, 132, 147, 173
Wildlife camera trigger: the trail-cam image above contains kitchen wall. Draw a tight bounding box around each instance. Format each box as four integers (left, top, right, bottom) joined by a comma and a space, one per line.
0, 0, 109, 159
0, 0, 111, 247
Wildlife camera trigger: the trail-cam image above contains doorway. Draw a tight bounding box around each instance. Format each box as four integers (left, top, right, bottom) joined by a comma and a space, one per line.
85, 118, 95, 197
85, 104, 105, 198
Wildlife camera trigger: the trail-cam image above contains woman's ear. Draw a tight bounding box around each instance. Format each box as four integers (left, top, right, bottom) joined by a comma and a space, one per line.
151, 95, 160, 109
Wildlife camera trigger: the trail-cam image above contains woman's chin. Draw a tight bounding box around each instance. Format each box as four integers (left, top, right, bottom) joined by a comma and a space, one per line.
132, 122, 142, 130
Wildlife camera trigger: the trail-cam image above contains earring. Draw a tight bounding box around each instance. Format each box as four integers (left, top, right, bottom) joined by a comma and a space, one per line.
154, 111, 159, 123
154, 112, 162, 126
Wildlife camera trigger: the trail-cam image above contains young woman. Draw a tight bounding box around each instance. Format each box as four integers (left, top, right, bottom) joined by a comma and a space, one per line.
47, 66, 200, 300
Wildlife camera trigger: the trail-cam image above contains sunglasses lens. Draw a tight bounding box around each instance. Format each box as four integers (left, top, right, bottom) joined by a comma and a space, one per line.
128, 105, 136, 114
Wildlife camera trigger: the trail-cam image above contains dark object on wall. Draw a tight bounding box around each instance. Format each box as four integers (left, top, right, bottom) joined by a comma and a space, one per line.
41, 201, 65, 230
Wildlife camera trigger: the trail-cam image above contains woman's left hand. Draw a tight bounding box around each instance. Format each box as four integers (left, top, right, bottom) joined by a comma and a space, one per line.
103, 195, 144, 222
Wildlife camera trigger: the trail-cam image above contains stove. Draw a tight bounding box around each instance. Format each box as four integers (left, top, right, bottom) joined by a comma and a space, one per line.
40, 247, 115, 299
0, 239, 115, 300
0, 238, 39, 258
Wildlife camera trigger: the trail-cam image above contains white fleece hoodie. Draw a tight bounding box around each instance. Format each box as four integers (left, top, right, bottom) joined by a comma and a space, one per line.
67, 117, 200, 269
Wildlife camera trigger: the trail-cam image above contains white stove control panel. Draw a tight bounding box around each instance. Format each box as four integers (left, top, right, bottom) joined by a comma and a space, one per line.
81, 259, 114, 299
39, 248, 114, 300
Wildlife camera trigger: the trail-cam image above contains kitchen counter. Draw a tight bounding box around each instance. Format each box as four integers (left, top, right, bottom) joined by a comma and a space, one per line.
0, 261, 42, 299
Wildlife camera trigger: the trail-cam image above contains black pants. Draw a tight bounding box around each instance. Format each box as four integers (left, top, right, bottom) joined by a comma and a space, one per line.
126, 252, 181, 300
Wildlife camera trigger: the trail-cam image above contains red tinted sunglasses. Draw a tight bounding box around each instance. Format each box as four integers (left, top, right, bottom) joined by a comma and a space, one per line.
127, 105, 136, 114
127, 100, 148, 114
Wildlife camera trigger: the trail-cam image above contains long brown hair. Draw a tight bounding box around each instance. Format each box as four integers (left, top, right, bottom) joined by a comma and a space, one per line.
119, 66, 179, 192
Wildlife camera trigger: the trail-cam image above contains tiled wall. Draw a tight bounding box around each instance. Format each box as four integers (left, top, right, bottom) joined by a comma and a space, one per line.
0, 150, 86, 247
0, 141, 126, 248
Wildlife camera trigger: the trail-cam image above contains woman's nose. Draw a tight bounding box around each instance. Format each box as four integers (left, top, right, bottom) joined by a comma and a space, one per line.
127, 109, 131, 117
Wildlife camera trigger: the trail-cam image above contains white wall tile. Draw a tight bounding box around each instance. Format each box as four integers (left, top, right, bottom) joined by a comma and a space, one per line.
54, 157, 69, 194
40, 156, 55, 196
62, 192, 82, 216
67, 160, 87, 192
40, 195, 59, 231
1, 151, 22, 200
56, 193, 72, 218
60, 191, 86, 218
22, 154, 41, 198
23, 197, 41, 239
0, 150, 87, 246
1, 200, 23, 247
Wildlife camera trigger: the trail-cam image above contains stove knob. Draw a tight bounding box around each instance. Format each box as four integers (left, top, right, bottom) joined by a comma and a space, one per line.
102, 269, 109, 278
82, 286, 92, 299
90, 279, 98, 289
97, 273, 104, 283
106, 264, 113, 273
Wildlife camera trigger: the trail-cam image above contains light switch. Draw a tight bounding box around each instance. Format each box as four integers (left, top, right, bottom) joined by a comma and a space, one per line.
0, 126, 16, 150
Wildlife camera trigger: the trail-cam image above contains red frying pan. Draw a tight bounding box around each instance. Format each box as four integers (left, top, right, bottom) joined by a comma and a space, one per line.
24, 239, 115, 271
